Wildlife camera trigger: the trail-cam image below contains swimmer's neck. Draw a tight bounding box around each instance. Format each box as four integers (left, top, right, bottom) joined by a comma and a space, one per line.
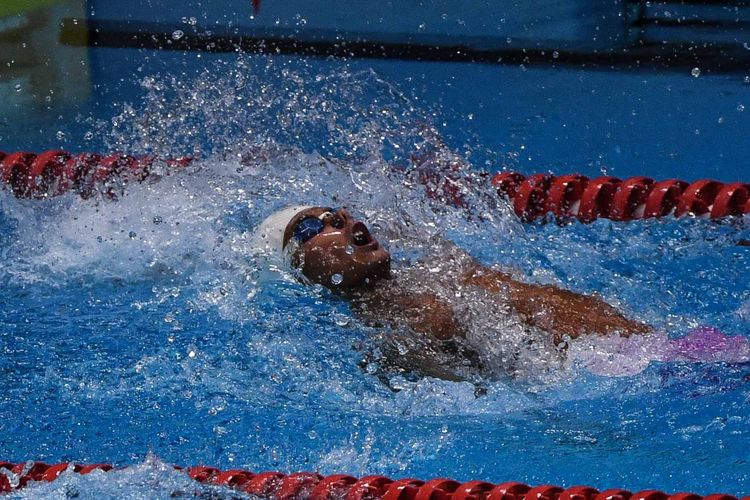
334, 273, 392, 300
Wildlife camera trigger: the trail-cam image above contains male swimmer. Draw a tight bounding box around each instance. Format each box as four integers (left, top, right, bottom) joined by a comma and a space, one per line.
253, 206, 750, 381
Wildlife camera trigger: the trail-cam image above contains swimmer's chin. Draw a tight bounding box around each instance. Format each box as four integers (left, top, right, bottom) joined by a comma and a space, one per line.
308, 257, 391, 290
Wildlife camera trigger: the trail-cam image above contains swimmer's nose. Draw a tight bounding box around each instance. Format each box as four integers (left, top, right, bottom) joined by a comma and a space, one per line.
334, 208, 352, 220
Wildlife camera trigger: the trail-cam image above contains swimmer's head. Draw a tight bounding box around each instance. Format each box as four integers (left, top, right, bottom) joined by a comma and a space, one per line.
254, 206, 390, 289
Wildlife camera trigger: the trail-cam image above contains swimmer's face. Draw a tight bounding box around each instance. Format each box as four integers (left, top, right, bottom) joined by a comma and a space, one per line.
283, 207, 391, 289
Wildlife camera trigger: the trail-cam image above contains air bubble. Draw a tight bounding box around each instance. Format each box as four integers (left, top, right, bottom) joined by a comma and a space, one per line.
738, 103, 745, 112
552, 51, 559, 59
153, 216, 163, 224
129, 231, 137, 238
331, 273, 343, 285
345, 245, 354, 255
172, 30, 184, 40
691, 67, 701, 77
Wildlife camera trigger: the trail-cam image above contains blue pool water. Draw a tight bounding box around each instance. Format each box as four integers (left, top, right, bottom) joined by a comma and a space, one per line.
2, 33, 750, 500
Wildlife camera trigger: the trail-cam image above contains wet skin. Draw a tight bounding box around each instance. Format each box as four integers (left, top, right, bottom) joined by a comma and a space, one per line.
283, 207, 650, 352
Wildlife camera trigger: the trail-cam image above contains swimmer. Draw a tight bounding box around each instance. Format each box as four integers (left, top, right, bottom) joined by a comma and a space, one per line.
253, 206, 750, 382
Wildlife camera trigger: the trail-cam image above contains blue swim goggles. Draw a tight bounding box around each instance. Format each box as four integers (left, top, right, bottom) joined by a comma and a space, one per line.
292, 208, 341, 245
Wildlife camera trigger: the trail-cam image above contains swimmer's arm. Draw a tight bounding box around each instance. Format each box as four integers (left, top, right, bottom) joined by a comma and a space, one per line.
461, 266, 652, 343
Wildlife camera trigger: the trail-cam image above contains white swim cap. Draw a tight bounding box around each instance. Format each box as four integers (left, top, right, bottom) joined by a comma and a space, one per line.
250, 205, 314, 255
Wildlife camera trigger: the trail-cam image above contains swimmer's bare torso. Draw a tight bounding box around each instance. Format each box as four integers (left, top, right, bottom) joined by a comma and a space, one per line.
350, 249, 650, 380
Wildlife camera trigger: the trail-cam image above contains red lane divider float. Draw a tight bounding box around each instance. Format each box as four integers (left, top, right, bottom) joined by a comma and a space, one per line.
0, 150, 191, 199
491, 172, 750, 222
1, 462, 748, 499
2, 150, 749, 223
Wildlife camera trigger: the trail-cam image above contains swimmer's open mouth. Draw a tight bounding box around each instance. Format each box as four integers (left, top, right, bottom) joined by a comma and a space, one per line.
352, 222, 376, 248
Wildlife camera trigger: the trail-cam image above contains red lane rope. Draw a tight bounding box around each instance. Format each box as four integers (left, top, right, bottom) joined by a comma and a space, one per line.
2, 150, 749, 223
0, 150, 191, 199
1, 461, 747, 499
491, 172, 750, 222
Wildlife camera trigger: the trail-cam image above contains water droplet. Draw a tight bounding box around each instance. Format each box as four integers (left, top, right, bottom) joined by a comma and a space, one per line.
345, 245, 354, 255
129, 231, 137, 238
331, 273, 343, 285
691, 67, 701, 77
172, 30, 184, 40
153, 215, 163, 224
334, 314, 350, 327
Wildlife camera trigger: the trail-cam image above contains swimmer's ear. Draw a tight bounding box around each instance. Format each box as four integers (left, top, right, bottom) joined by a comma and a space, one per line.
289, 251, 315, 285
290, 249, 317, 286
